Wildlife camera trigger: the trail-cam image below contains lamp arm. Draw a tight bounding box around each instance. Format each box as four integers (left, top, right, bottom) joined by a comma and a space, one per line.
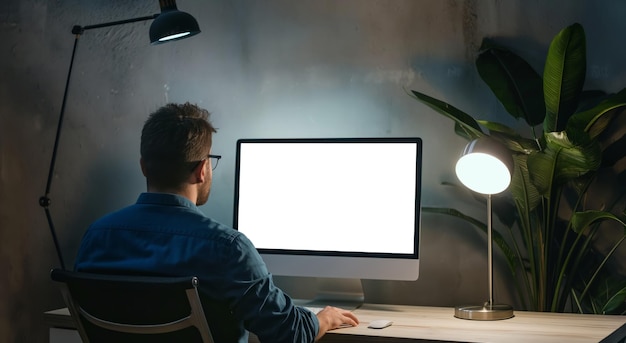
74, 14, 158, 34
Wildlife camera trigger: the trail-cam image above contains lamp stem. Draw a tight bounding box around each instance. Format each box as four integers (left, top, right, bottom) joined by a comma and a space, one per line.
38, 34, 82, 270
487, 193, 494, 307
39, 14, 160, 271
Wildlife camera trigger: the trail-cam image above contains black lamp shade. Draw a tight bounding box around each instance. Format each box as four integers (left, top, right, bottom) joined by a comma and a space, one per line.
149, 7, 200, 45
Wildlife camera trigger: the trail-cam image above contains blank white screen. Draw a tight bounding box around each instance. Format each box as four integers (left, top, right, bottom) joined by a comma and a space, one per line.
235, 140, 418, 255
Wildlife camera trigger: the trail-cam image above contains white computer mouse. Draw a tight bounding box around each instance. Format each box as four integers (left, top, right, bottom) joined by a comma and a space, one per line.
368, 319, 393, 329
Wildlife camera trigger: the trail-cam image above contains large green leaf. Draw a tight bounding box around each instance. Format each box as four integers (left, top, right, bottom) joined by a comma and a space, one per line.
601, 285, 626, 314
478, 120, 540, 154
453, 122, 474, 141
477, 120, 519, 136
510, 154, 542, 214
567, 87, 626, 139
410, 90, 484, 139
570, 210, 626, 234
543, 23, 587, 133
527, 131, 601, 195
476, 38, 545, 126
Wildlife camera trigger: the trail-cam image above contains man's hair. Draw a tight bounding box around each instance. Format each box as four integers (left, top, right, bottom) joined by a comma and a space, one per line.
140, 102, 217, 189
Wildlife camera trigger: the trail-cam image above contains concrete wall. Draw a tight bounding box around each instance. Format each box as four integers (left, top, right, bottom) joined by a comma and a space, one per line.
1, 0, 625, 341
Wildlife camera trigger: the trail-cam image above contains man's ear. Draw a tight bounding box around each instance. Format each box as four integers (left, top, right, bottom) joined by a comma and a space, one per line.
140, 158, 147, 177
193, 159, 208, 184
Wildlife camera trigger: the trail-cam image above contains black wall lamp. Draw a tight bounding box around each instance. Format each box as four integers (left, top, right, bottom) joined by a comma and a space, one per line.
39, 0, 200, 270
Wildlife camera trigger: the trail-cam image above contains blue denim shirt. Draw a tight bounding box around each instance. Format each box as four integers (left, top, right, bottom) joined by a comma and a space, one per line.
74, 192, 319, 343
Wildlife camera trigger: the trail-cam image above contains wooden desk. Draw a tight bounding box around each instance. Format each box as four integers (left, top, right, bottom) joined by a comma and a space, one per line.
46, 304, 626, 343
319, 304, 626, 343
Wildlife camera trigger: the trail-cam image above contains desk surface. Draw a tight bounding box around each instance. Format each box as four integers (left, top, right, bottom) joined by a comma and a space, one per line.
46, 304, 626, 343
325, 303, 626, 343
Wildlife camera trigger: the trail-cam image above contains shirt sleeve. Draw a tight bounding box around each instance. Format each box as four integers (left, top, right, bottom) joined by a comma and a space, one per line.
221, 234, 320, 343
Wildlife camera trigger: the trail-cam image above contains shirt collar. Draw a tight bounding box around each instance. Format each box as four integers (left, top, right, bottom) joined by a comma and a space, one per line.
136, 192, 200, 212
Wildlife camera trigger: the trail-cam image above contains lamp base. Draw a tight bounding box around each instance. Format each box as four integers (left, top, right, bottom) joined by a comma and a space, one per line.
454, 304, 514, 320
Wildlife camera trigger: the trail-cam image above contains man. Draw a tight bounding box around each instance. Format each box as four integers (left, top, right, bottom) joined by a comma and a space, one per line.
74, 102, 358, 342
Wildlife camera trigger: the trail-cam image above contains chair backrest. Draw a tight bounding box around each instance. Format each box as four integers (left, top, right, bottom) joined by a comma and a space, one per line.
50, 268, 214, 343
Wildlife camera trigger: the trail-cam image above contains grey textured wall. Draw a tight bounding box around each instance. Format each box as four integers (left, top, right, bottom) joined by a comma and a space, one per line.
1, 0, 626, 341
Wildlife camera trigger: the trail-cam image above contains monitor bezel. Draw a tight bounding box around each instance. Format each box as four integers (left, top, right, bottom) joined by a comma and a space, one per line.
233, 137, 422, 263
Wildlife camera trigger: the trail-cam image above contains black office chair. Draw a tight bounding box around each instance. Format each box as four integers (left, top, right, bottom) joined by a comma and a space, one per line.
50, 268, 214, 343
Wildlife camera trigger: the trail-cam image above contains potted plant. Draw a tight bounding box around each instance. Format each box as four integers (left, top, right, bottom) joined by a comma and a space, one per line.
410, 23, 626, 313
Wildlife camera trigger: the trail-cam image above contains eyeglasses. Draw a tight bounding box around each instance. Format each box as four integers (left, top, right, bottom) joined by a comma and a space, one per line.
190, 154, 222, 172
208, 154, 221, 170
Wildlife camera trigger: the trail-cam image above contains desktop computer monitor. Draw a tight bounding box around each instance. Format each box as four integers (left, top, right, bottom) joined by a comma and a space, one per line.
233, 137, 422, 307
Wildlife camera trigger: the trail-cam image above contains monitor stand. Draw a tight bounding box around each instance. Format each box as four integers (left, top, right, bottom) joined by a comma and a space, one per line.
302, 278, 364, 311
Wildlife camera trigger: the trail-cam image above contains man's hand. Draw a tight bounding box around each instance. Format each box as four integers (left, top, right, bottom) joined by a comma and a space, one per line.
315, 306, 359, 341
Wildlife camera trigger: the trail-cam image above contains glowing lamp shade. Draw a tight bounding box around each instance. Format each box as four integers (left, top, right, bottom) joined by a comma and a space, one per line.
455, 138, 513, 195
456, 153, 511, 194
